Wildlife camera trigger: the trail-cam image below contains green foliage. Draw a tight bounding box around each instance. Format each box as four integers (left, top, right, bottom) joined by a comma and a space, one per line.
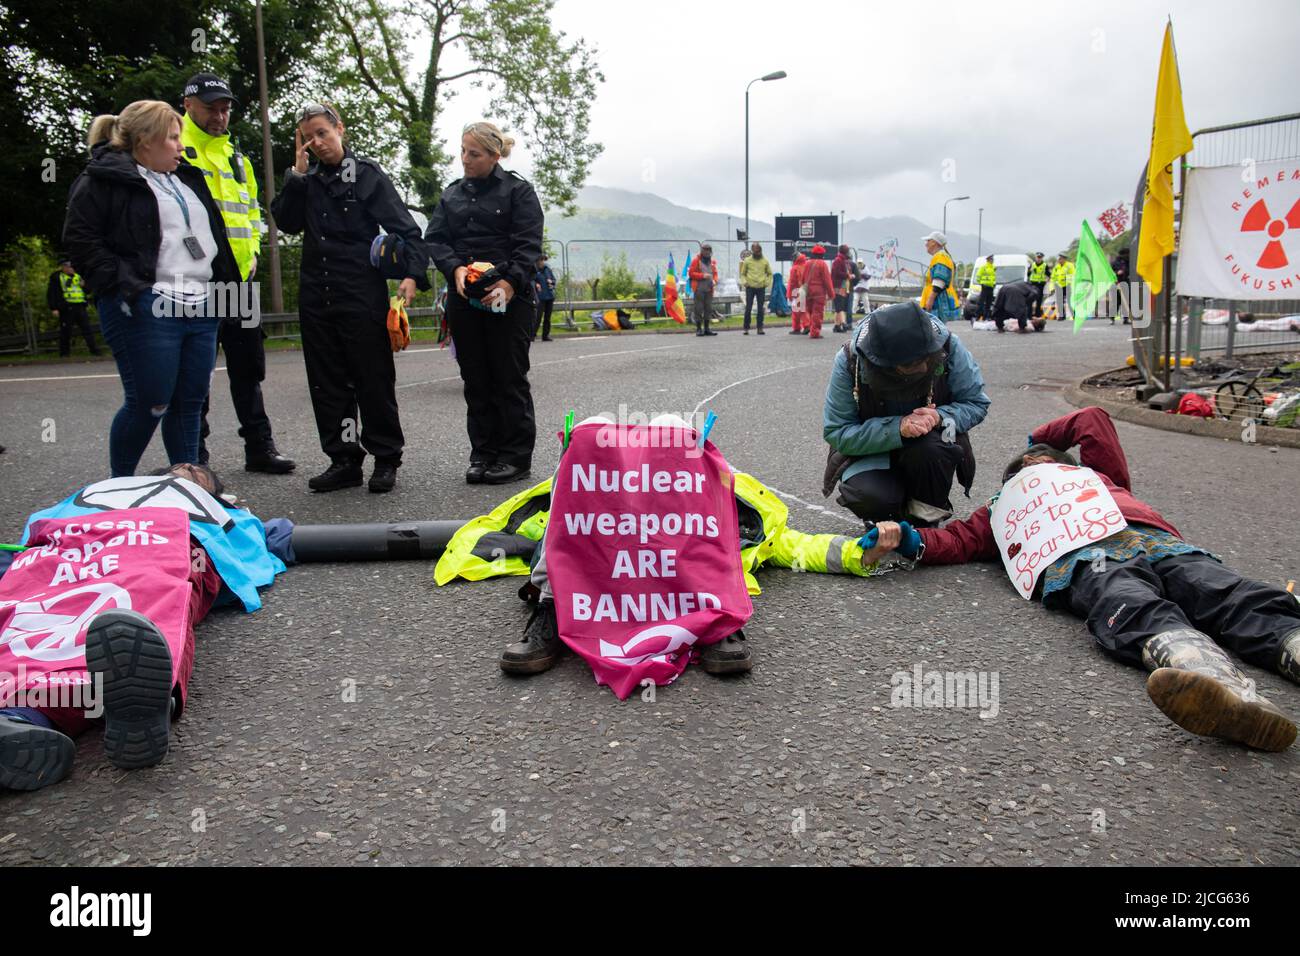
334, 0, 603, 212
597, 253, 640, 299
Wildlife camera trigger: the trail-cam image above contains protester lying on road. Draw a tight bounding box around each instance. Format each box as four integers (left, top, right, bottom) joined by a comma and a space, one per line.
870, 406, 1300, 751
434, 415, 901, 697
0, 464, 291, 791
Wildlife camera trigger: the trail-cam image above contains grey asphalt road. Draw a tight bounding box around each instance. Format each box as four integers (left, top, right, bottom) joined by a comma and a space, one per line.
1, 319, 1298, 866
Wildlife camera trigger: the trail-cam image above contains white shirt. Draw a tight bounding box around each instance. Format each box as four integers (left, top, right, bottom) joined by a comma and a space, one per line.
138, 165, 218, 303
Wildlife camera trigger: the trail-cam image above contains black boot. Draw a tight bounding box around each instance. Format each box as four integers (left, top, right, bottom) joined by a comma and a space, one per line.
484, 462, 530, 485
500, 601, 563, 675
85, 609, 175, 770
308, 460, 364, 492
699, 630, 752, 675
368, 461, 398, 494
245, 441, 296, 474
1143, 629, 1297, 752
0, 716, 75, 791
465, 461, 488, 484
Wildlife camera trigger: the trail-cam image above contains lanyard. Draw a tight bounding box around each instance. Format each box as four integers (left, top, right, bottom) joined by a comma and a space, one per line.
149, 171, 192, 233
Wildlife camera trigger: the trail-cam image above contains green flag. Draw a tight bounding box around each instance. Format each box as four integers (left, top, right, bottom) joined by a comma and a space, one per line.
1070, 219, 1117, 332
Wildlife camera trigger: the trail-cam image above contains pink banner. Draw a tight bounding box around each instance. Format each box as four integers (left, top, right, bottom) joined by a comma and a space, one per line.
547, 422, 752, 699
0, 508, 194, 714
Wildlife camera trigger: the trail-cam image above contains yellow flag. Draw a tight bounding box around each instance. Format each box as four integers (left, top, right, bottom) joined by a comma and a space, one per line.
1136, 21, 1193, 295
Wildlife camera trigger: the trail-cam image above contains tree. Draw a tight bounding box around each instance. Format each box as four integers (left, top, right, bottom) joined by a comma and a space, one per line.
335, 0, 603, 213
0, 0, 336, 247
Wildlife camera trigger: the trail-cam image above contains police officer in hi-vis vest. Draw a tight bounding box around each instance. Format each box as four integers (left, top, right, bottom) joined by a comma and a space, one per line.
182, 73, 295, 475
46, 257, 101, 356
1027, 251, 1050, 319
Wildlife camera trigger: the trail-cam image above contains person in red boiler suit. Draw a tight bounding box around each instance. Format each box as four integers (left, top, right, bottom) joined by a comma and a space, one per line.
801, 245, 835, 339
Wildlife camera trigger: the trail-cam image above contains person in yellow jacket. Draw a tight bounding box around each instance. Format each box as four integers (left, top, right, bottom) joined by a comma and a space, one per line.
739, 242, 773, 335
973, 255, 997, 322
181, 73, 295, 476
433, 415, 904, 676
1027, 252, 1049, 318
919, 231, 960, 321
1051, 255, 1075, 321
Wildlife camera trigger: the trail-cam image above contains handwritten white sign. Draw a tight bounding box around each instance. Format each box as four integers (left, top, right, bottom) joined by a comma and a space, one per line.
990, 463, 1127, 599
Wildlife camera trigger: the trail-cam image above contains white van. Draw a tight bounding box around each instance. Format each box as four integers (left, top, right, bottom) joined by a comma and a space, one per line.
963, 254, 1031, 318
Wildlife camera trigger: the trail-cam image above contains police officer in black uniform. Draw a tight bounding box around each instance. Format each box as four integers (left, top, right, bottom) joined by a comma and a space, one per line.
424, 121, 544, 485
269, 102, 429, 494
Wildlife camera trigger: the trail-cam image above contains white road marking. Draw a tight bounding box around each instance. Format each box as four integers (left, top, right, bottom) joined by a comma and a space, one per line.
691, 363, 818, 418
397, 343, 690, 390
1, 366, 228, 384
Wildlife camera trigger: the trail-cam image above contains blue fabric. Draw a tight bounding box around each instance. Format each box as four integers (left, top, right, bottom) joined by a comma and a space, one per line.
263, 517, 296, 565
533, 265, 556, 301
1, 708, 54, 729
97, 291, 219, 476
0, 550, 12, 580
928, 264, 962, 320
21, 479, 285, 613
824, 316, 991, 482
769, 273, 790, 314
1040, 526, 1213, 602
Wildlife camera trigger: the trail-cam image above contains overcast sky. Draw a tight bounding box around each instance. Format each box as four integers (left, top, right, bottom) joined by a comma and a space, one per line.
432, 0, 1300, 249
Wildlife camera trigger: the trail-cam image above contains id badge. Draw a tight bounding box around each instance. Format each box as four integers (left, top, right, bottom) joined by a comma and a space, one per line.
182, 235, 205, 260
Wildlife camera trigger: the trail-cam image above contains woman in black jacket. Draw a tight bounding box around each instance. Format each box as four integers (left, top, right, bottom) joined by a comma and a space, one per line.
270, 102, 429, 494
63, 100, 242, 477
424, 121, 544, 485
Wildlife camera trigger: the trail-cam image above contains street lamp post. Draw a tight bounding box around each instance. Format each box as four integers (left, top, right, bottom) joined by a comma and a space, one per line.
943, 195, 970, 236
977, 207, 983, 259
745, 70, 787, 244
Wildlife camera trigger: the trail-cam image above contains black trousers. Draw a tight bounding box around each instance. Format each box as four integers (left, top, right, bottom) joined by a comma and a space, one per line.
534, 299, 554, 340
299, 296, 404, 467
1030, 282, 1046, 316
1052, 552, 1300, 669
743, 286, 765, 330
448, 292, 536, 468
58, 304, 100, 356
836, 430, 965, 524
199, 322, 273, 457
976, 285, 994, 320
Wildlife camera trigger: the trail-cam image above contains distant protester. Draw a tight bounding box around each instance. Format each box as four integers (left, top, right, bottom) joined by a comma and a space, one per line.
739, 242, 772, 335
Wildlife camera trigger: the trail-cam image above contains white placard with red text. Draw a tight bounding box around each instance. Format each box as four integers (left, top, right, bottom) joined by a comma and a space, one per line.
990, 464, 1127, 600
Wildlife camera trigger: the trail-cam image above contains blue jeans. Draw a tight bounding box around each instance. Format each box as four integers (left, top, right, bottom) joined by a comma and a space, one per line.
98, 291, 219, 476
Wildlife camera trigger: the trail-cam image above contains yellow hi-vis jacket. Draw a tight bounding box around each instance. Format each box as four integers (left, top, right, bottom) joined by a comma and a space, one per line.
1051, 261, 1074, 288
975, 262, 997, 287
434, 472, 881, 595
180, 113, 261, 280
920, 249, 959, 313
59, 272, 86, 303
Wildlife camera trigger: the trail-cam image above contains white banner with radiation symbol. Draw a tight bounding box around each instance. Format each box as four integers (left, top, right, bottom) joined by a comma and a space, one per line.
1176, 161, 1300, 300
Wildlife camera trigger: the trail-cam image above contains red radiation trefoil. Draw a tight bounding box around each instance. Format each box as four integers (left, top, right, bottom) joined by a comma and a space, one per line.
1239, 197, 1300, 269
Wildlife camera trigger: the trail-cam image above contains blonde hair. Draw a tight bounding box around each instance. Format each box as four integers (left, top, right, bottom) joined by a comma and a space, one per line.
87, 100, 181, 154
462, 121, 515, 159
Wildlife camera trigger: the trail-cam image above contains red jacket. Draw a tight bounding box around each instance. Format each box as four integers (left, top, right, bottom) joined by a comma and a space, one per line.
688, 256, 718, 294
831, 253, 852, 293
803, 258, 834, 300
918, 406, 1181, 565
788, 255, 807, 303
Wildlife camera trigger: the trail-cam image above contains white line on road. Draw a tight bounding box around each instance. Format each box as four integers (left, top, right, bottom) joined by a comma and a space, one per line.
691, 363, 818, 418
397, 343, 690, 390
1, 366, 229, 384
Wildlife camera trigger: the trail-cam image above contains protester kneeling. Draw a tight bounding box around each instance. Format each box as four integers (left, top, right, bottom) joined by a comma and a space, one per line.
871, 407, 1300, 751
0, 465, 289, 790
823, 302, 991, 528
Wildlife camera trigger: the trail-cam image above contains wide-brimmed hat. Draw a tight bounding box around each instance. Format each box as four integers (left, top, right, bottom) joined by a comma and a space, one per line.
861, 301, 943, 367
